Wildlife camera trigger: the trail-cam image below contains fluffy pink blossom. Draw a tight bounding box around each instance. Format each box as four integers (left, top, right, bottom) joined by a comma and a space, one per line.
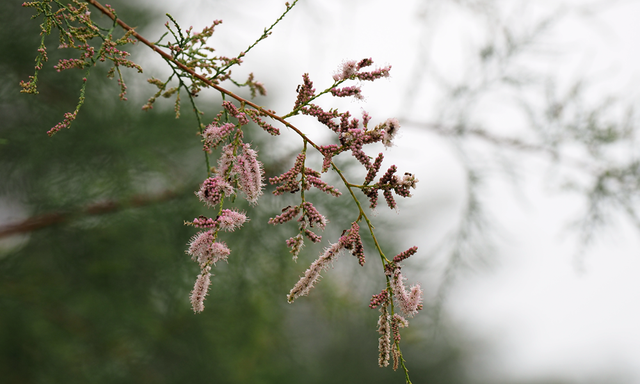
382, 118, 400, 148
333, 60, 358, 81
287, 242, 343, 302
216, 144, 236, 176
202, 122, 235, 152
400, 172, 419, 189
216, 209, 247, 231
190, 266, 211, 313
389, 269, 423, 317
233, 143, 264, 205
187, 231, 231, 267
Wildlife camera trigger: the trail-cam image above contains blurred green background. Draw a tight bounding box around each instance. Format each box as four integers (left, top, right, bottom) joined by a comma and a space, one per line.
0, 2, 472, 383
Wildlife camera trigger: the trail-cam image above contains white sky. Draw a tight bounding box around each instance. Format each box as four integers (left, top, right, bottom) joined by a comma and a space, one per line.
141, 0, 640, 382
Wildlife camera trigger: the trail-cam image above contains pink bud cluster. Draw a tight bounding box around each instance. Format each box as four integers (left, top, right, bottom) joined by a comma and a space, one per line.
269, 152, 305, 195
222, 101, 249, 125
330, 85, 363, 100
286, 233, 305, 261
369, 289, 389, 309
391, 313, 408, 343
47, 111, 78, 136
319, 145, 338, 173
269, 152, 341, 198
393, 246, 418, 264
340, 221, 366, 266
268, 205, 301, 225
362, 165, 418, 210
294, 66, 408, 186
196, 176, 234, 207
245, 108, 280, 136
270, 150, 345, 255
304, 168, 341, 197
294, 73, 316, 110
268, 200, 327, 249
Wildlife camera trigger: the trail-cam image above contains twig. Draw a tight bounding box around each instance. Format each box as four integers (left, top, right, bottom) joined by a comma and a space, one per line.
0, 189, 182, 239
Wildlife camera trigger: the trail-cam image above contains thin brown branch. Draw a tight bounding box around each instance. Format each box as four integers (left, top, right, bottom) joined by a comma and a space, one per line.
84, 0, 323, 152
0, 189, 181, 239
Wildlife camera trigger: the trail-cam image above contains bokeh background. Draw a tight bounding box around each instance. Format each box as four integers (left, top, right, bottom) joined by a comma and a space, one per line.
3, 0, 640, 383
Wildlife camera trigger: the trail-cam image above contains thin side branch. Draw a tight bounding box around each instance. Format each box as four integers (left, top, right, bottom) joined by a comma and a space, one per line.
0, 189, 182, 239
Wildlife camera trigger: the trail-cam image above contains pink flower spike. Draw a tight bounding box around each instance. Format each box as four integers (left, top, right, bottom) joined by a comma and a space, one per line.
202, 122, 235, 152
187, 230, 215, 261
377, 306, 391, 367
269, 205, 301, 225
302, 201, 327, 229
287, 242, 344, 302
233, 143, 264, 205
190, 266, 211, 313
393, 246, 418, 264
389, 269, 423, 317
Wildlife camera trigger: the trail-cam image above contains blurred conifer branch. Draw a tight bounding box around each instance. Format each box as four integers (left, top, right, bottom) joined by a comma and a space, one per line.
19, 0, 426, 381
401, 0, 640, 311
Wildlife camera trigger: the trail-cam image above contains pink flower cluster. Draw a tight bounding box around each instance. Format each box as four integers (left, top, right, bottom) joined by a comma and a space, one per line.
340, 221, 366, 266
189, 100, 275, 312
332, 58, 390, 82
269, 151, 345, 256
185, 209, 247, 313
362, 165, 418, 210
188, 233, 231, 267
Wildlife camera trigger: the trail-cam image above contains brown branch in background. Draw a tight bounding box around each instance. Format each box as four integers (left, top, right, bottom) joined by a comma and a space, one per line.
0, 189, 181, 239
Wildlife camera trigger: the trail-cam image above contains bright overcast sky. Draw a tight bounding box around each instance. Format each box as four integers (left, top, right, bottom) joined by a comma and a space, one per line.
144, 0, 640, 382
